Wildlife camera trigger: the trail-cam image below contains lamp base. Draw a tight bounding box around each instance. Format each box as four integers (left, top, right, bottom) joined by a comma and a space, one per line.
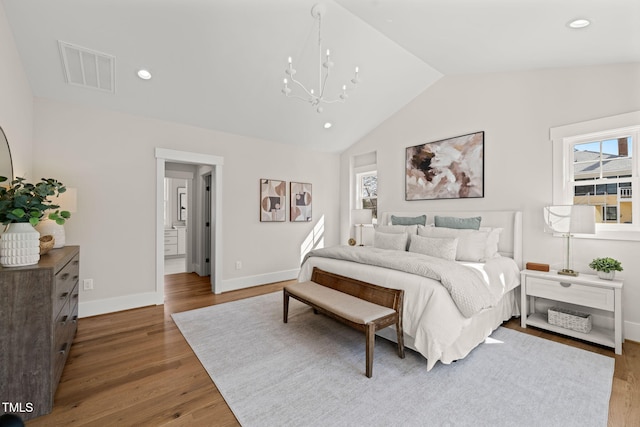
35, 219, 66, 249
558, 269, 579, 277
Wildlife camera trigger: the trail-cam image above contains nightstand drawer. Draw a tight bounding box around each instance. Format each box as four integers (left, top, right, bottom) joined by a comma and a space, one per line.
527, 277, 614, 310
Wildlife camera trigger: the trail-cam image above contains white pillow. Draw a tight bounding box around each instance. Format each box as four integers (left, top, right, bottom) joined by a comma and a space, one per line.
373, 231, 408, 252
479, 227, 503, 259
408, 234, 458, 261
418, 226, 491, 262
375, 225, 417, 250
376, 224, 418, 235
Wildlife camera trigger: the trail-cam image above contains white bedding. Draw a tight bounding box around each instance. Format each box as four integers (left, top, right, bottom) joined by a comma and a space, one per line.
298, 253, 521, 370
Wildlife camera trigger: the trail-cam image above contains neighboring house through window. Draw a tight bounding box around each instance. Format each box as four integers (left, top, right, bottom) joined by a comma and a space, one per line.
551, 111, 640, 240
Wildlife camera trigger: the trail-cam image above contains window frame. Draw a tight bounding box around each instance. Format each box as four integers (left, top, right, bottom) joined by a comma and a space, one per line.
551, 111, 640, 241
354, 165, 377, 224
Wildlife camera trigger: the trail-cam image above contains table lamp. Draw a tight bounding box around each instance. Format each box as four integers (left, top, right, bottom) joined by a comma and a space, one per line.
36, 188, 77, 248
351, 209, 372, 246
543, 205, 595, 276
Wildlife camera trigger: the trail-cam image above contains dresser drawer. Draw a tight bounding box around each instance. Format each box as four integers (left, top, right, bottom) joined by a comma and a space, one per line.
53, 255, 80, 317
526, 277, 614, 311
164, 229, 177, 237
165, 245, 177, 255
53, 283, 78, 386
164, 236, 178, 245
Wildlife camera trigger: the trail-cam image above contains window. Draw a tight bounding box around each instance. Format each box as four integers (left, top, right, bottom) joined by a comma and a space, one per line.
571, 136, 634, 224
551, 112, 640, 240
356, 170, 377, 220
352, 151, 377, 225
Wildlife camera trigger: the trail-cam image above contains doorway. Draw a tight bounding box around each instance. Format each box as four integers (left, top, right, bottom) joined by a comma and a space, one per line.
155, 148, 224, 303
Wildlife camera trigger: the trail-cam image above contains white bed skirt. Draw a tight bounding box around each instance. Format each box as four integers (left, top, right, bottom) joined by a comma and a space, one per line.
376, 288, 520, 367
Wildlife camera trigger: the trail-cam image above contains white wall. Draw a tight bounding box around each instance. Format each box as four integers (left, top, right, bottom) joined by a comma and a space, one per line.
340, 63, 640, 341
0, 3, 33, 177
32, 98, 340, 316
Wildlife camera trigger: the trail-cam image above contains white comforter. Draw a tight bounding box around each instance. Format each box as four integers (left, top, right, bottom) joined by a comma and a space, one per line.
298, 250, 521, 370
304, 246, 506, 317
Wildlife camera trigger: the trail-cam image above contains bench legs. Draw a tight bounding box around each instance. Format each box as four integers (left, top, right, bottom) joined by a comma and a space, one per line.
284, 288, 404, 378
365, 324, 375, 378
283, 291, 289, 323
396, 320, 405, 359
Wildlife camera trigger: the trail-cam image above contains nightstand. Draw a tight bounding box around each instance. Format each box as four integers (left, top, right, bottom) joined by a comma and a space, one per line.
520, 269, 623, 354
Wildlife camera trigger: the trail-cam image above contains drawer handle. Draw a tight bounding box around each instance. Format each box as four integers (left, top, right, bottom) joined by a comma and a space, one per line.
60, 292, 69, 299
72, 315, 78, 323
560, 282, 572, 288
61, 273, 70, 281
73, 260, 79, 266
58, 343, 68, 355
73, 293, 79, 299
60, 315, 68, 325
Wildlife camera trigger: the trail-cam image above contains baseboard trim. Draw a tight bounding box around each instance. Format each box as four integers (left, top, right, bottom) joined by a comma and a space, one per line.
624, 320, 640, 343
79, 292, 158, 318
219, 269, 299, 293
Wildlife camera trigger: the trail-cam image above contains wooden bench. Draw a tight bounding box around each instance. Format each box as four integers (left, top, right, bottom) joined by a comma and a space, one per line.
283, 267, 405, 378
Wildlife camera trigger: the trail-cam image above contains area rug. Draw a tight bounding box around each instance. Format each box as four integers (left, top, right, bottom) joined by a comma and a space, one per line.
172, 292, 614, 427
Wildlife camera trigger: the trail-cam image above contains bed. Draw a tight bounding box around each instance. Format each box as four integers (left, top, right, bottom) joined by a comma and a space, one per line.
298, 210, 523, 370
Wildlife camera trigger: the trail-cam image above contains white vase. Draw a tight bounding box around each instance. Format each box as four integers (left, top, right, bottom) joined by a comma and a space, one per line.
35, 218, 65, 248
0, 222, 41, 267
597, 270, 615, 280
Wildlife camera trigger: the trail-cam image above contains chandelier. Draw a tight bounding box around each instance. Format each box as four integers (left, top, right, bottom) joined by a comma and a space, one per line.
281, 3, 360, 113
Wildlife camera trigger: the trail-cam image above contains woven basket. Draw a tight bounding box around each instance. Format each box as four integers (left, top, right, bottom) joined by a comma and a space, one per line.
548, 307, 592, 333
39, 235, 55, 255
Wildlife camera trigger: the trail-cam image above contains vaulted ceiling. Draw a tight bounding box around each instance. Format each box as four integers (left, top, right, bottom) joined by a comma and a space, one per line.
3, 0, 639, 153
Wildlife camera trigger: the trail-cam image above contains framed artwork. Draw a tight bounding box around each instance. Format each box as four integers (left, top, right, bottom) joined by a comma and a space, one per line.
405, 131, 484, 201
290, 182, 312, 222
260, 179, 286, 222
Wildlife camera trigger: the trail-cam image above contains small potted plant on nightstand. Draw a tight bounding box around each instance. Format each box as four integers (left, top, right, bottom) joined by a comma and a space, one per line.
588, 257, 623, 280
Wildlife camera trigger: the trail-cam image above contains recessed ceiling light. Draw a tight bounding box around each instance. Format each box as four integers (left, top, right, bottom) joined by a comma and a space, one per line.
568, 19, 590, 29
137, 69, 152, 80
323, 122, 332, 129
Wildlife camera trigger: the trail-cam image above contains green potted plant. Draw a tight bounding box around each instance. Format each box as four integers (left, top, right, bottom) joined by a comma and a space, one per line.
0, 176, 71, 267
588, 257, 623, 280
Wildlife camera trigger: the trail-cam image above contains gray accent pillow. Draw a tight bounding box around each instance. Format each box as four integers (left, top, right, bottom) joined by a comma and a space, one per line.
373, 231, 409, 251
391, 215, 427, 226
408, 234, 458, 261
434, 215, 481, 230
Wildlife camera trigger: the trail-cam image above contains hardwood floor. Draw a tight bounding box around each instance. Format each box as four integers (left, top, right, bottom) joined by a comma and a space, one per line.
25, 273, 639, 426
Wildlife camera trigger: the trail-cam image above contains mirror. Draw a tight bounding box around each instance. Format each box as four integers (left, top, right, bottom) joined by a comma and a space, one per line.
0, 126, 13, 181
178, 187, 187, 221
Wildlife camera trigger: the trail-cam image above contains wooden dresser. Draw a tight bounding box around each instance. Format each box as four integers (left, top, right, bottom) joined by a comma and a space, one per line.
0, 246, 80, 421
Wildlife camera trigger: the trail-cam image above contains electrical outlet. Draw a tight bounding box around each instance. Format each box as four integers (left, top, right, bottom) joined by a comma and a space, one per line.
235, 261, 242, 270
83, 278, 94, 290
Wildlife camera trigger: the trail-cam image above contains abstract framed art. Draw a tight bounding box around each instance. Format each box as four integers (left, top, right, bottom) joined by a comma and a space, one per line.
405, 131, 484, 201
290, 182, 312, 222
260, 179, 286, 222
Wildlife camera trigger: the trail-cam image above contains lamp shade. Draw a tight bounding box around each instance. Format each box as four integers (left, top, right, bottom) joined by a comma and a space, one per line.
543, 205, 595, 234
56, 188, 77, 213
351, 209, 372, 225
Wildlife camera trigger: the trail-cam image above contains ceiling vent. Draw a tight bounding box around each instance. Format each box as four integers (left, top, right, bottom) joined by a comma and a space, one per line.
58, 41, 115, 93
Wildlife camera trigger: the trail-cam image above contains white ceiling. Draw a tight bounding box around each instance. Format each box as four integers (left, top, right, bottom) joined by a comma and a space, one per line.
3, 0, 639, 153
